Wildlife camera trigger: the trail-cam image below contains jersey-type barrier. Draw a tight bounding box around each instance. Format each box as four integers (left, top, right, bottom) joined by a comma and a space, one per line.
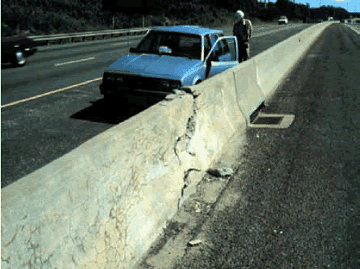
1, 22, 334, 269
255, 22, 333, 99
1, 71, 245, 269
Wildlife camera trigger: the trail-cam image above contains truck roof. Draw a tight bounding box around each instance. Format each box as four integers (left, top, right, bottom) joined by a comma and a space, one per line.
153, 25, 223, 36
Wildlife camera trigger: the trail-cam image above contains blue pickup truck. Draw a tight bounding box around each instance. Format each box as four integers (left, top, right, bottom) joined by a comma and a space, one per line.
100, 26, 238, 101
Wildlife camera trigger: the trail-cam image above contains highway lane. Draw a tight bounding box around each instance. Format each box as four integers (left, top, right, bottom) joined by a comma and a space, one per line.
1, 23, 313, 188
1, 22, 305, 106
137, 23, 359, 269
1, 22, 303, 104
1, 35, 144, 105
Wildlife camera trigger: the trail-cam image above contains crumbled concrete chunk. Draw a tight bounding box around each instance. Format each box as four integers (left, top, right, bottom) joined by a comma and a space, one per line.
207, 167, 234, 178
165, 94, 177, 100
188, 239, 202, 246
174, 89, 186, 95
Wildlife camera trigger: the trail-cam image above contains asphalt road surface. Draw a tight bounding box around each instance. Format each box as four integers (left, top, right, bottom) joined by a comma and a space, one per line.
136, 23, 359, 268
1, 23, 312, 188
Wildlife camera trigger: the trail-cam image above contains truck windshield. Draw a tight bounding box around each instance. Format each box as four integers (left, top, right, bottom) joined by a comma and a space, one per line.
135, 31, 202, 60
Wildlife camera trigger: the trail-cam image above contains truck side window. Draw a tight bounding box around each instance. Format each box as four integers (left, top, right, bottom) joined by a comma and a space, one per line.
219, 34, 230, 53
204, 35, 211, 57
213, 34, 223, 56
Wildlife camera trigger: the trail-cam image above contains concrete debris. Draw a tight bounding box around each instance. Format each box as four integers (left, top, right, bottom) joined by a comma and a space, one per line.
188, 239, 202, 246
194, 201, 202, 213
173, 89, 186, 95
165, 94, 177, 100
207, 167, 234, 178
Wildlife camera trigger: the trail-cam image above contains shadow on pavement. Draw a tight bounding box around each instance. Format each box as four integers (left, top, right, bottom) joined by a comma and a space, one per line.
1, 63, 16, 69
70, 94, 164, 125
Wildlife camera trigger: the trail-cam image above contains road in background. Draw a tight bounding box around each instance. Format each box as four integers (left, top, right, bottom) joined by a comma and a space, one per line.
137, 23, 359, 269
1, 22, 306, 106
1, 23, 313, 188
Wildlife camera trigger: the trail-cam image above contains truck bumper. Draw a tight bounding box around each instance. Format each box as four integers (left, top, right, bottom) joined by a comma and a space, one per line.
100, 83, 172, 96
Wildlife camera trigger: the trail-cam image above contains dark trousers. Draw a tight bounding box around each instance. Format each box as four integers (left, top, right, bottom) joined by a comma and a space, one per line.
237, 42, 250, 63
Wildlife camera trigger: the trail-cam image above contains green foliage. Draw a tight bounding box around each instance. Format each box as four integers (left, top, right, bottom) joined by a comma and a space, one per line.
1, 0, 354, 37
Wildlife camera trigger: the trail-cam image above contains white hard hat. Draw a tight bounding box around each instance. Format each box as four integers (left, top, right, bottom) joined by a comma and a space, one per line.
236, 10, 244, 20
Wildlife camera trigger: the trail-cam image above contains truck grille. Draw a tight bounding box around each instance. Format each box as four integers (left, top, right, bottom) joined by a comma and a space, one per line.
104, 74, 179, 93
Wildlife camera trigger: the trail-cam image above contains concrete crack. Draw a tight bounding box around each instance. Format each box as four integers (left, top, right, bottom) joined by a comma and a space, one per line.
174, 136, 182, 166
173, 88, 201, 209
178, 168, 202, 209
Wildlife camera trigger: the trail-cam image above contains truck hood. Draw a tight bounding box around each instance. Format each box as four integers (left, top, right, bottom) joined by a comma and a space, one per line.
107, 54, 202, 80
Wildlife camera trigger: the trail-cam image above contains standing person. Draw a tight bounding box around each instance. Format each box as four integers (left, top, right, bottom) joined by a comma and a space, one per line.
233, 10, 253, 63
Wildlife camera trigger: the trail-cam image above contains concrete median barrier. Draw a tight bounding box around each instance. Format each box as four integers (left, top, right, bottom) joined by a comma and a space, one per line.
1, 95, 193, 268
232, 60, 265, 123
255, 22, 333, 99
2, 22, 334, 269
1, 70, 246, 268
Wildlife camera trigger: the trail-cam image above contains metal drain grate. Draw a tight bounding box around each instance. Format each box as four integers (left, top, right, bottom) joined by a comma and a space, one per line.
252, 116, 283, 125
249, 114, 295, 129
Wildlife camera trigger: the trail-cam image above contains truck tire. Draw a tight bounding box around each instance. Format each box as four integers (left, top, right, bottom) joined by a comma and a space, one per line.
104, 93, 115, 104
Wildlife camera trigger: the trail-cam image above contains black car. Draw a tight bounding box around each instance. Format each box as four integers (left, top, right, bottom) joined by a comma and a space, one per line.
1, 35, 38, 67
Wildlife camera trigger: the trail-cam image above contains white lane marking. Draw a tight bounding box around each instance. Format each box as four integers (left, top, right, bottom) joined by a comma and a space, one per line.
1, 77, 102, 109
54, 57, 95, 66
111, 40, 139, 46
111, 42, 129, 46
111, 42, 133, 46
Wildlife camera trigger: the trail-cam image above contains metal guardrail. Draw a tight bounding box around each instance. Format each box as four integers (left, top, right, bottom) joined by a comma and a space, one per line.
29, 27, 152, 46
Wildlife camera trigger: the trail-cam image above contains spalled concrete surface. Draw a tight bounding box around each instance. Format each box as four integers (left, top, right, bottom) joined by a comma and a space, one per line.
136, 23, 359, 269
1, 69, 247, 268
134, 129, 248, 269
1, 94, 194, 268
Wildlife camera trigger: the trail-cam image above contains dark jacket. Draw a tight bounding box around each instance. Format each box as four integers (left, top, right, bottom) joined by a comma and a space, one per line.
233, 19, 253, 43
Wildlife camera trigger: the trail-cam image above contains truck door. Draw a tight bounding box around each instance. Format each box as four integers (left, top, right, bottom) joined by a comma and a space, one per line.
204, 36, 238, 78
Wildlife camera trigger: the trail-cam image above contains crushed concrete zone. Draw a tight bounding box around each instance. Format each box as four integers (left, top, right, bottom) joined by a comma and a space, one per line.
134, 134, 247, 269
134, 170, 236, 269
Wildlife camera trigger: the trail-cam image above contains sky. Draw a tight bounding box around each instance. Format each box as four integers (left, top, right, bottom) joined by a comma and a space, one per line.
262, 0, 359, 13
